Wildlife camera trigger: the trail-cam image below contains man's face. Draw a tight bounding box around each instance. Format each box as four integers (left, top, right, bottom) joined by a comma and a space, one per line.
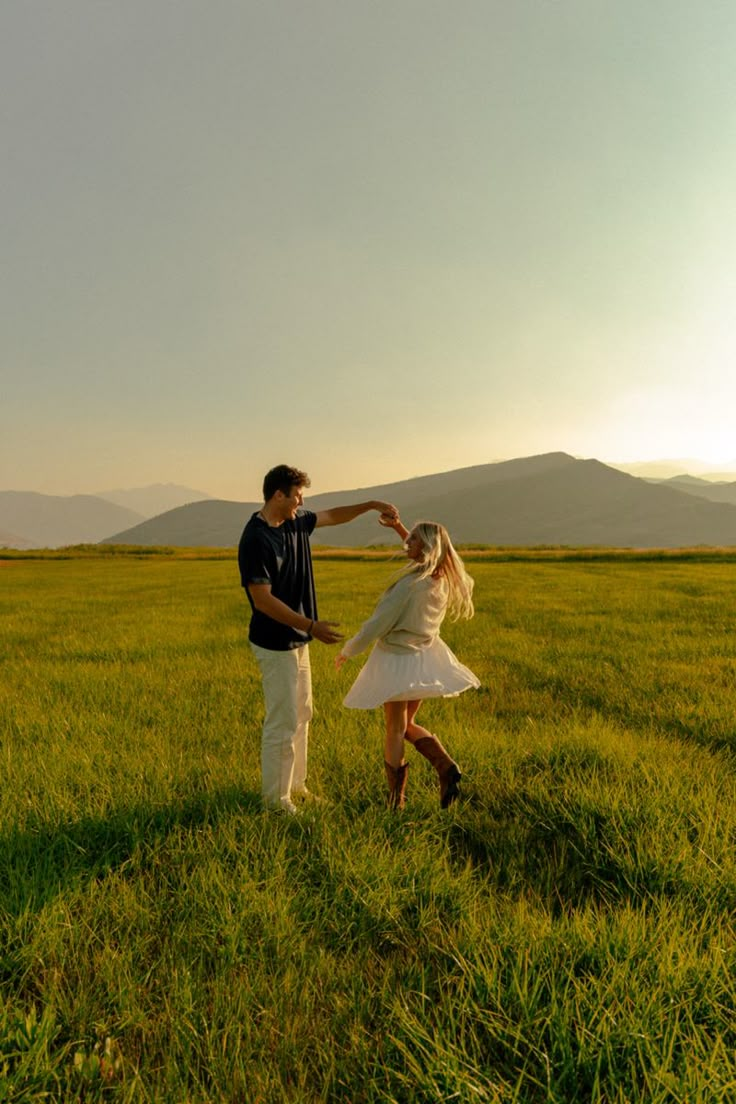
276, 484, 304, 520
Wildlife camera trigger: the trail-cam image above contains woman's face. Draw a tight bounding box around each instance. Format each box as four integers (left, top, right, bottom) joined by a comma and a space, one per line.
404, 529, 425, 562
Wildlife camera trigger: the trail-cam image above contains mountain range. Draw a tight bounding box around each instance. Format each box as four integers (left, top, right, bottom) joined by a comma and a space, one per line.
95, 453, 736, 550
0, 484, 209, 549
653, 476, 736, 508
6, 456, 736, 549
613, 459, 736, 481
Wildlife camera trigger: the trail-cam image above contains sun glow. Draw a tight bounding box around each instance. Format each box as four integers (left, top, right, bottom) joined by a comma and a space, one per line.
603, 380, 736, 468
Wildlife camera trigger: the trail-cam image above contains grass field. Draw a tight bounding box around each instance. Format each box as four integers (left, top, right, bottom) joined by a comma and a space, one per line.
1, 549, 735, 1102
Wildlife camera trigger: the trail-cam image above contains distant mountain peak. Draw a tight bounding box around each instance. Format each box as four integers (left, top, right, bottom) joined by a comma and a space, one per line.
0, 491, 144, 549
95, 484, 212, 518
610, 459, 736, 482
98, 481, 212, 496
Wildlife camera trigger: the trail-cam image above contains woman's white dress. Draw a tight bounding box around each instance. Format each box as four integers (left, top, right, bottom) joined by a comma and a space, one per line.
342, 572, 480, 710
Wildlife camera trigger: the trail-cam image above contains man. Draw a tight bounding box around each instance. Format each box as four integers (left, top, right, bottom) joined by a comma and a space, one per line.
238, 464, 398, 813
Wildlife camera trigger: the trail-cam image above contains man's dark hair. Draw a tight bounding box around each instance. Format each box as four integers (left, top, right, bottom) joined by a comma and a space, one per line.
263, 465, 311, 502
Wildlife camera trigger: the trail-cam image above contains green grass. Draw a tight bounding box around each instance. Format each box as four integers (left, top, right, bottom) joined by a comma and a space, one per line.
1, 553, 735, 1101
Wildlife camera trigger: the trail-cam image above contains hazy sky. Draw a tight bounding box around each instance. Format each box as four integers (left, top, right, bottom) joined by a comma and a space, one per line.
3, 1, 736, 501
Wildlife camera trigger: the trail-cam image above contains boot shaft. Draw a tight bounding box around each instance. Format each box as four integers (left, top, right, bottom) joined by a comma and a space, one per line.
384, 760, 408, 810
411, 735, 461, 808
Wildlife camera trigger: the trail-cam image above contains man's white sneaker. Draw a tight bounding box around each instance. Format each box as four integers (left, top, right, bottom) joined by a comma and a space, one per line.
265, 799, 299, 815
292, 788, 324, 804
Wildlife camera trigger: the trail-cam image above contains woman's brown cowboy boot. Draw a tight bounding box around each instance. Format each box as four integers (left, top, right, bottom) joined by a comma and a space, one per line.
384, 761, 409, 809
408, 734, 461, 808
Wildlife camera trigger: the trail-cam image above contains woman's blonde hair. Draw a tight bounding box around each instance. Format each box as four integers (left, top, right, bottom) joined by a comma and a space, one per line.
405, 520, 475, 620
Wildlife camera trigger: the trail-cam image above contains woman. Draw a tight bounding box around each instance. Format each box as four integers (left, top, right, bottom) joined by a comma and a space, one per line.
336, 514, 479, 809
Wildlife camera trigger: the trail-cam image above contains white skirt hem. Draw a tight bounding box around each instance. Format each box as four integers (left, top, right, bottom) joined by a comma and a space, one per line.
343, 637, 480, 710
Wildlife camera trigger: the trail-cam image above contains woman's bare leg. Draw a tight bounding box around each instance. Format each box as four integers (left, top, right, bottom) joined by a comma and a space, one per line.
383, 701, 408, 767
405, 699, 433, 743
383, 700, 410, 808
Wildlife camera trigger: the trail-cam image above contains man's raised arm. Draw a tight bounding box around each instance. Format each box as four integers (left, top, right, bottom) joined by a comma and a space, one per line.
314, 499, 398, 528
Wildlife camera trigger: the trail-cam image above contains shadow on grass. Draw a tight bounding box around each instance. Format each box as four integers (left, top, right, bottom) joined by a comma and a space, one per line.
497, 661, 736, 760
447, 802, 625, 911
0, 786, 262, 920
445, 790, 735, 916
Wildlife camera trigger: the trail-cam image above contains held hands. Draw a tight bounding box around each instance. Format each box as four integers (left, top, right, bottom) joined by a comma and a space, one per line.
378, 512, 399, 529
373, 500, 399, 525
311, 619, 344, 645
378, 507, 408, 540
378, 501, 403, 530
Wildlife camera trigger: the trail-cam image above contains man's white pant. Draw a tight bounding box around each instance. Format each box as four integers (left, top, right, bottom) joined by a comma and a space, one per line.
250, 643, 313, 810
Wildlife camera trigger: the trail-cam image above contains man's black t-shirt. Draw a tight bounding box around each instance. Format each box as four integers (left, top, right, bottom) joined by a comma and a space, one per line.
238, 510, 318, 650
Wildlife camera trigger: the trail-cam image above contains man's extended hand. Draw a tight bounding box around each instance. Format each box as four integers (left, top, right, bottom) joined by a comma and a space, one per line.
311, 620, 344, 644
372, 500, 398, 520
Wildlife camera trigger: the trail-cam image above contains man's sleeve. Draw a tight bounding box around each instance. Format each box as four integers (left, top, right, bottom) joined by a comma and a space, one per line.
300, 509, 318, 535
238, 532, 272, 589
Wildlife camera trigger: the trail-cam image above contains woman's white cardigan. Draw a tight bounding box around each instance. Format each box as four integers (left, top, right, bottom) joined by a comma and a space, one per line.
341, 573, 448, 657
